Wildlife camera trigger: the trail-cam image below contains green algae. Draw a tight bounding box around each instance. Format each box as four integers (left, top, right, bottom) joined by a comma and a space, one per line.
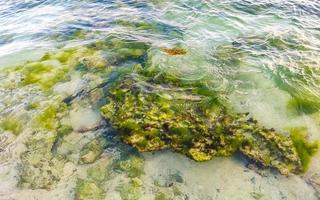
211, 44, 248, 67
116, 180, 142, 200
272, 64, 320, 115
22, 101, 71, 190
89, 36, 150, 61
290, 128, 319, 172
19, 131, 66, 190
241, 34, 310, 51
113, 155, 145, 178
0, 117, 23, 136
115, 19, 156, 31
57, 124, 73, 137
266, 36, 308, 51
74, 157, 111, 200
32, 103, 61, 130
100, 64, 318, 175
75, 179, 105, 200
113, 19, 182, 39
26, 101, 40, 110
7, 44, 111, 92
172, 186, 183, 196
251, 192, 264, 200
111, 153, 145, 199
87, 161, 110, 183
71, 30, 87, 40
20, 60, 70, 91
287, 97, 320, 115
154, 192, 169, 200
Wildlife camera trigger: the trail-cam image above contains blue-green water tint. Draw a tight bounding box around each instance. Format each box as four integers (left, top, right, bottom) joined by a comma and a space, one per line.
0, 0, 320, 199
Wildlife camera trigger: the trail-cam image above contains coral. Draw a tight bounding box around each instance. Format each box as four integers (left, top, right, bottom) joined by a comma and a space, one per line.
101, 65, 317, 175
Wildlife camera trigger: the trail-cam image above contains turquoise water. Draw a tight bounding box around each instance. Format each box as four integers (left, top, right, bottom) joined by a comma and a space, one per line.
0, 0, 320, 199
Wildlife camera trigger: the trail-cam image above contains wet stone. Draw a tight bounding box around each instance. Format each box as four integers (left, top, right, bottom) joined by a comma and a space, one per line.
18, 131, 66, 190
79, 137, 108, 164
100, 65, 317, 175
74, 178, 105, 200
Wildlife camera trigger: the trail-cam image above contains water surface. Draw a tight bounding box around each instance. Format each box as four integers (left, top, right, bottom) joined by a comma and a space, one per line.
0, 0, 320, 199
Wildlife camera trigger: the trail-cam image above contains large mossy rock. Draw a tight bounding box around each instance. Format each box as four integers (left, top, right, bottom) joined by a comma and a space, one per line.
101, 65, 316, 175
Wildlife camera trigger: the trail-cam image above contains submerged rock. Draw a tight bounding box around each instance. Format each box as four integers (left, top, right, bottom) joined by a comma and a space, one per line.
101, 65, 318, 175
79, 137, 108, 164
308, 173, 320, 198
19, 131, 66, 190
75, 178, 105, 200
116, 181, 142, 200
69, 108, 103, 133
113, 154, 145, 178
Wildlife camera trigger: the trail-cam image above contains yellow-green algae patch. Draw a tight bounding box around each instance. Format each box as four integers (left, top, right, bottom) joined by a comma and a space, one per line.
101, 65, 318, 175
18, 130, 66, 190
0, 117, 23, 136
32, 103, 61, 130
116, 181, 142, 200
75, 178, 106, 200
4, 45, 110, 93
113, 155, 145, 178
290, 128, 319, 172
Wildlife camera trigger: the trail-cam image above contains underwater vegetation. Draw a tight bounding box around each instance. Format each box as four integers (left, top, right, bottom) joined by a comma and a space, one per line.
223, 34, 320, 116
113, 19, 183, 39
101, 49, 318, 175
290, 128, 319, 172
0, 117, 23, 136
271, 64, 320, 115
75, 178, 106, 200
0, 36, 152, 193
113, 153, 145, 200
0, 35, 318, 197
234, 33, 312, 52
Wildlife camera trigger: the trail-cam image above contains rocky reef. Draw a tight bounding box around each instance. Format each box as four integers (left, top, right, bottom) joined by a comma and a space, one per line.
0, 35, 319, 199
101, 62, 318, 175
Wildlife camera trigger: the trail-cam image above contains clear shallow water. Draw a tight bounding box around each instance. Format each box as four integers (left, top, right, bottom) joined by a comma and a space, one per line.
0, 0, 320, 199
